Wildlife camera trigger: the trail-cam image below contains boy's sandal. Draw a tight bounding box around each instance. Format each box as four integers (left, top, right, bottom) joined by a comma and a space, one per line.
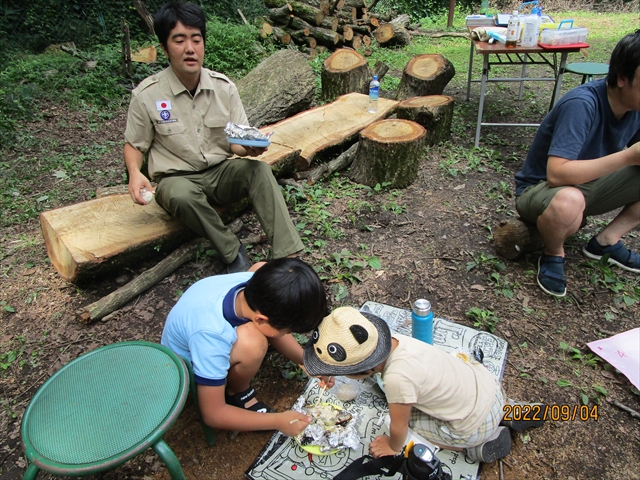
225, 386, 274, 413
537, 255, 567, 297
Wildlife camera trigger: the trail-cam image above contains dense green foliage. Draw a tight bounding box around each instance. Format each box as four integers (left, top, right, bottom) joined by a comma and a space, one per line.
204, 17, 276, 79
0, 14, 272, 149
373, 0, 476, 21
0, 0, 268, 57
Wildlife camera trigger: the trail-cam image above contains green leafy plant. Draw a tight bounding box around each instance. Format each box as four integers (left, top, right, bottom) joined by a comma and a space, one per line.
465, 307, 499, 333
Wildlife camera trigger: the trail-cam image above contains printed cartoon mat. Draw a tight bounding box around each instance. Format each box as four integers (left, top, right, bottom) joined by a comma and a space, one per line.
245, 302, 509, 480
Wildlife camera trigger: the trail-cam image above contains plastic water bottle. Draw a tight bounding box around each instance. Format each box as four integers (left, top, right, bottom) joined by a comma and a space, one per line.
412, 299, 433, 344
480, 0, 489, 14
506, 10, 520, 48
521, 12, 541, 47
368, 75, 380, 113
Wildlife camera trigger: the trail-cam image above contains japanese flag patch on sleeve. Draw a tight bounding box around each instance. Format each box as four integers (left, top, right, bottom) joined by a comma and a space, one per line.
156, 100, 172, 111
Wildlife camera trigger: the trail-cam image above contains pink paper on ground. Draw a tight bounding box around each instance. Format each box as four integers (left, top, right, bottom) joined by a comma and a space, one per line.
587, 328, 640, 390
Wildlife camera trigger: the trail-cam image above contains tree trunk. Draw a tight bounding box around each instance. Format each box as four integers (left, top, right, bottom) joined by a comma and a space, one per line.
272, 26, 292, 44
493, 217, 544, 260
395, 54, 456, 100
319, 15, 339, 31
302, 142, 359, 185
321, 48, 370, 102
39, 194, 194, 283
132, 0, 155, 36
265, 0, 325, 25
341, 24, 354, 40
350, 34, 363, 49
268, 4, 293, 25
236, 49, 315, 128
395, 95, 454, 146
374, 21, 411, 46
349, 119, 426, 188
389, 13, 411, 29
290, 30, 317, 48
262, 92, 398, 170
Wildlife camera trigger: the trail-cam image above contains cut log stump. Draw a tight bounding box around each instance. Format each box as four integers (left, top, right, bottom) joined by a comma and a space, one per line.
321, 48, 370, 102
374, 18, 411, 47
39, 195, 193, 283
349, 119, 426, 188
395, 54, 455, 100
494, 217, 543, 260
395, 95, 454, 146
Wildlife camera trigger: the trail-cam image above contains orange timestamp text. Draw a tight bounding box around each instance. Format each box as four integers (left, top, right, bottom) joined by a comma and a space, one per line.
503, 404, 598, 422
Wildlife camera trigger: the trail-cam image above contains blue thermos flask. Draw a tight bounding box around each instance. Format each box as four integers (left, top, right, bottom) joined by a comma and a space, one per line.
412, 299, 433, 344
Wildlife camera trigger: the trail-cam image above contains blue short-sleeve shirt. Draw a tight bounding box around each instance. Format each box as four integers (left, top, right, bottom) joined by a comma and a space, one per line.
161, 272, 253, 386
515, 79, 640, 195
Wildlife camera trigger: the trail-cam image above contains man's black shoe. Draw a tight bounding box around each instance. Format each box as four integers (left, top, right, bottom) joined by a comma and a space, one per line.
226, 245, 252, 274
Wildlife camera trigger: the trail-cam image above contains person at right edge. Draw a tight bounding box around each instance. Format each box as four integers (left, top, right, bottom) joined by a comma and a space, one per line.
514, 30, 640, 297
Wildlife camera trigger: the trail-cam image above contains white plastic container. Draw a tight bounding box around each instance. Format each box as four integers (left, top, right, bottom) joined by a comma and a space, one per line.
521, 14, 541, 47
540, 27, 588, 45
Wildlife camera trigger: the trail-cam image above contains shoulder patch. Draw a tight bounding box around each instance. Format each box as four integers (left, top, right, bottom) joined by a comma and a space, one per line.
208, 70, 232, 84
133, 74, 160, 94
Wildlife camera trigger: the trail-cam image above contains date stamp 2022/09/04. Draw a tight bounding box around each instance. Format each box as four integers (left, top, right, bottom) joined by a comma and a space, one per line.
503, 404, 599, 422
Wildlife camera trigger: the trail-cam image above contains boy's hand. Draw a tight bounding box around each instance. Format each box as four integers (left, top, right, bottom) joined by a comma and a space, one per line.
318, 376, 335, 389
279, 411, 312, 436
369, 435, 400, 458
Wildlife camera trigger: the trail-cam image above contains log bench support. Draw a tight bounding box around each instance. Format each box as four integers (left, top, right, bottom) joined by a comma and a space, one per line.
349, 119, 426, 188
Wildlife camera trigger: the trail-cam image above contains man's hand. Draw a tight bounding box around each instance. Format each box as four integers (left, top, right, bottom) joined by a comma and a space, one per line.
128, 170, 154, 205
229, 144, 268, 157
369, 435, 400, 458
278, 411, 312, 436
124, 143, 153, 205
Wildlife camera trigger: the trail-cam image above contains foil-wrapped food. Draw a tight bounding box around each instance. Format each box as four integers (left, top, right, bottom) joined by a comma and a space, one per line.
224, 123, 273, 141
292, 396, 360, 454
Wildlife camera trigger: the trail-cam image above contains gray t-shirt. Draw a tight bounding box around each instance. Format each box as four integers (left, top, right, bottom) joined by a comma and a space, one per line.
515, 79, 640, 195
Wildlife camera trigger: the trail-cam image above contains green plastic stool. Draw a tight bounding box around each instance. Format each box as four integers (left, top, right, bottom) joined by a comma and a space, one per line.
565, 62, 609, 84
21, 341, 189, 480
179, 355, 217, 446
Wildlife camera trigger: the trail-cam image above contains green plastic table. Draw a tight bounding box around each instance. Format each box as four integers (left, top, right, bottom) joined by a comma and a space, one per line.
21, 341, 189, 480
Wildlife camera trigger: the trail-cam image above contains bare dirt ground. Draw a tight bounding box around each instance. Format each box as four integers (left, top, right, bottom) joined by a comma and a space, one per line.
1, 39, 639, 480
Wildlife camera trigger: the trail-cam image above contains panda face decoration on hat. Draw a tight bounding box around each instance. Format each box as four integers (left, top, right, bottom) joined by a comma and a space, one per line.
303, 307, 392, 376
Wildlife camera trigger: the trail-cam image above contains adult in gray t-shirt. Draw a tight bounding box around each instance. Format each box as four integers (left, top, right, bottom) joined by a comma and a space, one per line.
514, 30, 640, 297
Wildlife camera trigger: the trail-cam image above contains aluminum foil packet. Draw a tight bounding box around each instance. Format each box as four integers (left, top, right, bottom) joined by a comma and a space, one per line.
292, 395, 360, 453
225, 123, 272, 141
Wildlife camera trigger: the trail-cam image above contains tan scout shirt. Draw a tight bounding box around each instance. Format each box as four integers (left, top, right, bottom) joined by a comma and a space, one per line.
124, 66, 248, 180
383, 334, 497, 435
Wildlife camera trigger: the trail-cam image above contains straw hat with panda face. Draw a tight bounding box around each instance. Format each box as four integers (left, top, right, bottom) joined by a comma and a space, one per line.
303, 306, 392, 376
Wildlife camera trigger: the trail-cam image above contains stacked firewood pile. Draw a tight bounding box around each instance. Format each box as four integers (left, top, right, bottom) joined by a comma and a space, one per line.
257, 0, 416, 55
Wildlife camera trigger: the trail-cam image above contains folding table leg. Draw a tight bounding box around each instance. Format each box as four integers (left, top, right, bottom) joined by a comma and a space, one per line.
466, 39, 475, 101
550, 52, 569, 110
474, 55, 489, 148
518, 54, 529, 100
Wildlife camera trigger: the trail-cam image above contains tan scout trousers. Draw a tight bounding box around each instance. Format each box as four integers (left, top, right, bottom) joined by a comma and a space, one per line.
155, 158, 303, 263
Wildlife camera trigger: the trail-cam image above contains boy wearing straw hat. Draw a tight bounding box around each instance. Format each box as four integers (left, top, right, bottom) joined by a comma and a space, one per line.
304, 307, 543, 463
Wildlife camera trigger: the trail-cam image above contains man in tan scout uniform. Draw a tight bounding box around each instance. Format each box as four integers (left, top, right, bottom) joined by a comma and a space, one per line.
124, 1, 303, 273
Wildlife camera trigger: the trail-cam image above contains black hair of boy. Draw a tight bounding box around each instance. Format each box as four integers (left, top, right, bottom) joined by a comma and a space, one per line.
607, 29, 640, 87
154, 2, 207, 51
244, 257, 327, 333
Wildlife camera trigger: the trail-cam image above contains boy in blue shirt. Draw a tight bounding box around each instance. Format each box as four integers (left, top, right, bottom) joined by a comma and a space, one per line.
515, 30, 640, 297
162, 257, 331, 437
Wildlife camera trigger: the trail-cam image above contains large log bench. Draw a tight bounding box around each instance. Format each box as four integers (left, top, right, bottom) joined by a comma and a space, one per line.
41, 92, 399, 283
